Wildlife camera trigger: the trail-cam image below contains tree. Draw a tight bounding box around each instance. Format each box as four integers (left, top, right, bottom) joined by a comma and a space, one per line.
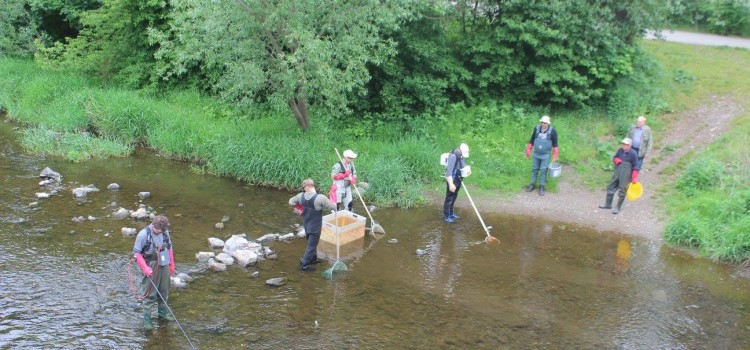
0, 0, 36, 58
152, 0, 417, 130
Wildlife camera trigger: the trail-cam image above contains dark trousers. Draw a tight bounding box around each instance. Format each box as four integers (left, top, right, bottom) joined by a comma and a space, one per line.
300, 232, 320, 266
443, 176, 463, 217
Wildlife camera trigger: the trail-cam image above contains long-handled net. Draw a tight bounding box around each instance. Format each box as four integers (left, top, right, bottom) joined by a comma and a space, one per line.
462, 183, 500, 244
322, 210, 348, 279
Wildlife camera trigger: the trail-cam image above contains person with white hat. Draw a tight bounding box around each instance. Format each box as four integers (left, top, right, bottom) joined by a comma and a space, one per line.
524, 115, 559, 196
331, 149, 358, 211
443, 143, 470, 223
599, 138, 640, 214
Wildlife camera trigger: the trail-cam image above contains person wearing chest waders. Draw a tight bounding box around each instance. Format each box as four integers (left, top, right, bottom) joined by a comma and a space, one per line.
133, 215, 175, 330
525, 115, 559, 196
599, 138, 640, 214
330, 149, 358, 212
443, 143, 470, 223
290, 178, 336, 272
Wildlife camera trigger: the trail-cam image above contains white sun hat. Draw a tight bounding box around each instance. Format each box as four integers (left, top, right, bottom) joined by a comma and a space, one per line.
343, 149, 358, 159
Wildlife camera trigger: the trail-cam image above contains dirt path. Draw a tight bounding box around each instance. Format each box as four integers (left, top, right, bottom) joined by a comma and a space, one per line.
454, 96, 744, 242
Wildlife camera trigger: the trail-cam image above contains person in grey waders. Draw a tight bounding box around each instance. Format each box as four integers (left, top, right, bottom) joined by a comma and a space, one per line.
289, 178, 336, 271
525, 115, 559, 196
133, 215, 175, 330
443, 143, 470, 223
599, 138, 640, 214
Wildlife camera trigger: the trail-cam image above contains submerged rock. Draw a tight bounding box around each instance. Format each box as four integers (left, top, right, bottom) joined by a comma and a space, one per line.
195, 251, 216, 263
265, 277, 286, 287
107, 183, 120, 190
121, 227, 138, 236
207, 258, 227, 272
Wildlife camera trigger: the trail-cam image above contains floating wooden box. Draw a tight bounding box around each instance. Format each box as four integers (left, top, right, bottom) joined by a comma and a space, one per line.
320, 210, 366, 246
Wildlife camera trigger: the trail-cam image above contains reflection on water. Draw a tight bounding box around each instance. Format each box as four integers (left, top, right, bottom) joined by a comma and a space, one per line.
2, 120, 750, 349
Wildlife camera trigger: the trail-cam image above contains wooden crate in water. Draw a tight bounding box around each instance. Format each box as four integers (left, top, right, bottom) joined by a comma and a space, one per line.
321, 210, 366, 246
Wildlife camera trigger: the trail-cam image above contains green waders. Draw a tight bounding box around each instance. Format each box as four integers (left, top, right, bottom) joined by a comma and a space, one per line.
141, 258, 172, 329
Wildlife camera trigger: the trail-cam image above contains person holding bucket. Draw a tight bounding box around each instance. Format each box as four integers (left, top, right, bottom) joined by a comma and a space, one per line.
524, 115, 559, 196
599, 138, 640, 214
443, 143, 470, 223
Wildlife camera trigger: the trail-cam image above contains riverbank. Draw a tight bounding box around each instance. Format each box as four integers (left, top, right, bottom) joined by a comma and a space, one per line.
441, 94, 745, 243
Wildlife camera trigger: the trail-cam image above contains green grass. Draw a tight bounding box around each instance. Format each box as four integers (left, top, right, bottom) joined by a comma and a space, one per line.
644, 40, 750, 262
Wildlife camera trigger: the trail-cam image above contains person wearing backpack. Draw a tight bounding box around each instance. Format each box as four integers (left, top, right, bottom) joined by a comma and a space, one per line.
132, 215, 175, 330
443, 143, 470, 223
524, 115, 559, 196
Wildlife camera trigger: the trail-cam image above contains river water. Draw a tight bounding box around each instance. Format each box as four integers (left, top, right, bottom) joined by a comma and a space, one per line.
2, 118, 750, 350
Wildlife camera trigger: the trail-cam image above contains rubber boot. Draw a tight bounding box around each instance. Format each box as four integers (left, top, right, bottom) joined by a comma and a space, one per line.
538, 185, 545, 196
525, 183, 535, 192
158, 306, 175, 321
143, 312, 154, 330
449, 211, 460, 220
599, 193, 613, 209
612, 195, 626, 214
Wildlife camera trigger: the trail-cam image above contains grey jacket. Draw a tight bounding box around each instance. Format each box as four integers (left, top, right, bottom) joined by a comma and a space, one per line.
628, 125, 652, 158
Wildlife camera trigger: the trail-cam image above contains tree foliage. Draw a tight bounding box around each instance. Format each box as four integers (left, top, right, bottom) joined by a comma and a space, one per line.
152, 0, 417, 130
36, 0, 168, 88
0, 0, 37, 58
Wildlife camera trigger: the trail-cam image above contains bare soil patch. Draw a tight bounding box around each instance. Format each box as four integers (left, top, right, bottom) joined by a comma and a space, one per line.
447, 95, 744, 242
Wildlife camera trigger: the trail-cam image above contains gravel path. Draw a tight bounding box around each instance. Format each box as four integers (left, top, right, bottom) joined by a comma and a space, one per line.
448, 96, 744, 242
645, 30, 750, 50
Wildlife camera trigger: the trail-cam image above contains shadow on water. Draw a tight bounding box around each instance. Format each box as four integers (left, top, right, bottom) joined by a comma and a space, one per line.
2, 119, 750, 349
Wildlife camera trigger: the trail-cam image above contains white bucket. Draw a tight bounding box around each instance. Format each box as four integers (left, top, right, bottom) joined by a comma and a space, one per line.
548, 162, 562, 178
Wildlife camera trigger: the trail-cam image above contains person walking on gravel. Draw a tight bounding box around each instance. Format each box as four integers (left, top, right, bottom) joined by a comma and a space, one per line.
525, 115, 559, 196
628, 116, 652, 171
599, 138, 640, 214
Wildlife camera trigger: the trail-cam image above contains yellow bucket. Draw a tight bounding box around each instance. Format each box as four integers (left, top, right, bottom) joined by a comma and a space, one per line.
626, 182, 643, 201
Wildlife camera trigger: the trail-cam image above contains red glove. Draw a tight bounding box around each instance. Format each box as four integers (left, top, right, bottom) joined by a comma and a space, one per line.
333, 171, 348, 180
329, 184, 338, 203
293, 204, 304, 216
613, 157, 622, 165
631, 170, 639, 184
168, 250, 175, 275
525, 144, 532, 158
350, 175, 357, 185
552, 147, 559, 161
135, 253, 153, 277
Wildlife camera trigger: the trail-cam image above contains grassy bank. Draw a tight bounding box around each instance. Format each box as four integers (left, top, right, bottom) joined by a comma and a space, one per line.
643, 41, 750, 262
0, 57, 641, 208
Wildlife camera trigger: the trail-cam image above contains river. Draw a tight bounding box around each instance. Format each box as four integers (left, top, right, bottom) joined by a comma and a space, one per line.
1, 118, 750, 349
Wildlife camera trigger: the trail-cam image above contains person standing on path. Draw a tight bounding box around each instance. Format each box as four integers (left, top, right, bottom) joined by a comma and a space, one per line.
133, 215, 176, 330
289, 178, 336, 272
525, 115, 559, 196
443, 143, 470, 223
628, 116, 652, 171
331, 149, 358, 212
599, 138, 640, 214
